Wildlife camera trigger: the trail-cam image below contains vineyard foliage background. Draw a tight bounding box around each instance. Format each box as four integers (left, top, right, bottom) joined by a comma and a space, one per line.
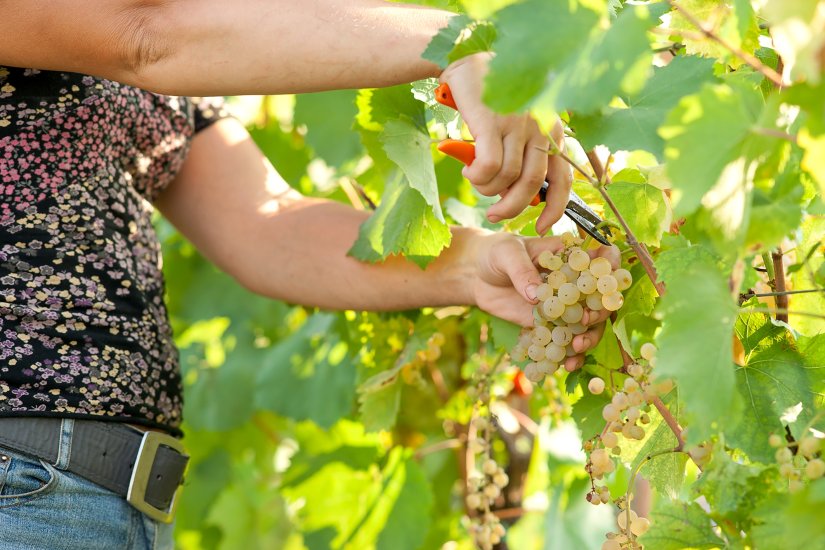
164, 1, 824, 549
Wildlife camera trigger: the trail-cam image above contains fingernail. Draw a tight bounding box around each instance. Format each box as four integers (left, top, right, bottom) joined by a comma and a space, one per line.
577, 336, 591, 352
581, 311, 589, 325
526, 284, 538, 301
488, 214, 501, 223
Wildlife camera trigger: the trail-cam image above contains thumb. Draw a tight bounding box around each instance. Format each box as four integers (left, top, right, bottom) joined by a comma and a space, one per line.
492, 239, 543, 303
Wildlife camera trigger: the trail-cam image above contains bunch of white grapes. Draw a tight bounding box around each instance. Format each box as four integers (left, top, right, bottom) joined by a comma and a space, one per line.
770, 431, 824, 492
511, 233, 632, 383
601, 508, 650, 550
585, 344, 670, 493
464, 416, 508, 550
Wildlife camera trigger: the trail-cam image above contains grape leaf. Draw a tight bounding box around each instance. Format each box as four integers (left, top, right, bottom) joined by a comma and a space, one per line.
668, 0, 760, 62
255, 313, 358, 428
694, 449, 766, 521
348, 174, 451, 268
294, 90, 362, 169
620, 392, 686, 498
744, 187, 804, 251
751, 479, 825, 549
532, 3, 667, 116
380, 119, 443, 221
483, 0, 601, 113
729, 309, 818, 461
655, 243, 719, 286
605, 177, 669, 247
422, 15, 496, 68
655, 258, 739, 444
573, 56, 716, 158
637, 499, 726, 550
660, 82, 764, 216
282, 446, 432, 550
570, 392, 611, 441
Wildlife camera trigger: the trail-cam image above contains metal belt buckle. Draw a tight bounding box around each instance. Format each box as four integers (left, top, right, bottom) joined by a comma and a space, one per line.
126, 431, 186, 523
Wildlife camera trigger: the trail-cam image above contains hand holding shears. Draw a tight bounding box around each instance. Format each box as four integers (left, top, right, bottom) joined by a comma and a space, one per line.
433, 83, 612, 245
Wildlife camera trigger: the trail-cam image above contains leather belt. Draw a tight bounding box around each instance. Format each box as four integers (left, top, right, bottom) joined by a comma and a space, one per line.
0, 417, 188, 523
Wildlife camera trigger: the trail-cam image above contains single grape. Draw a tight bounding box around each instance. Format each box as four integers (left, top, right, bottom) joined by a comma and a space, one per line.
602, 292, 624, 312
586, 292, 604, 311
568, 322, 587, 335
806, 458, 825, 480
524, 362, 543, 383
799, 436, 821, 458
640, 342, 657, 361
627, 363, 644, 378
623, 378, 639, 393
630, 517, 650, 536
779, 462, 796, 478
527, 344, 545, 362
602, 539, 621, 550
561, 302, 584, 323
552, 326, 573, 346
546, 270, 567, 290
576, 272, 597, 294
493, 471, 509, 488
612, 392, 629, 410
588, 377, 606, 394
625, 406, 640, 422
597, 274, 618, 295
466, 492, 483, 510
537, 359, 559, 376
568, 248, 591, 271
776, 447, 793, 464
628, 425, 645, 440
537, 250, 555, 269
589, 256, 613, 278
614, 268, 633, 291
532, 325, 552, 346
617, 509, 638, 530
602, 404, 621, 422
545, 342, 566, 362
628, 391, 645, 407
591, 448, 611, 467
547, 254, 564, 271
602, 431, 618, 448
558, 282, 581, 305
560, 263, 578, 283
510, 344, 528, 361
482, 459, 498, 475
535, 282, 553, 301
542, 296, 564, 319
769, 434, 784, 448
483, 483, 501, 500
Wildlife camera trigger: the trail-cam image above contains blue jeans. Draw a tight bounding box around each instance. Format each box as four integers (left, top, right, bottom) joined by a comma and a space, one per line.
0, 419, 174, 550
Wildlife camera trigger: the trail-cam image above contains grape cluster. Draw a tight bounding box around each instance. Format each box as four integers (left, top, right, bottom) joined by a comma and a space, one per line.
511, 233, 632, 384
464, 414, 508, 550
403, 332, 446, 385
770, 431, 824, 491
585, 344, 672, 496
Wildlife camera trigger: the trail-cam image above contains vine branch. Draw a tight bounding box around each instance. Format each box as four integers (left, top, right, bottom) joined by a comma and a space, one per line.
771, 249, 789, 323
667, 0, 784, 87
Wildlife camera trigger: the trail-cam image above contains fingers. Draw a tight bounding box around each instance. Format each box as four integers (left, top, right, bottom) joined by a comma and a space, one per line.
491, 239, 544, 303
486, 135, 549, 222
564, 322, 607, 372
535, 154, 573, 235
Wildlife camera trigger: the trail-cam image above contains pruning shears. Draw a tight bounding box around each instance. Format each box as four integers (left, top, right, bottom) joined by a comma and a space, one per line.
434, 83, 612, 246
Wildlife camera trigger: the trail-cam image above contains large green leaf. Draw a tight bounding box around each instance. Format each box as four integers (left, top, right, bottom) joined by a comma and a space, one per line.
255, 313, 358, 428
637, 499, 726, 550
294, 90, 362, 169
605, 173, 670, 247
729, 309, 817, 462
573, 56, 716, 158
655, 258, 739, 443
483, 0, 601, 113
660, 82, 764, 216
790, 216, 825, 335
348, 174, 451, 268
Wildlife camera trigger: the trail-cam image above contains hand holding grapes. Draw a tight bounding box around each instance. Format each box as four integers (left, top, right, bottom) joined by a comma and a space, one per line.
467, 231, 621, 371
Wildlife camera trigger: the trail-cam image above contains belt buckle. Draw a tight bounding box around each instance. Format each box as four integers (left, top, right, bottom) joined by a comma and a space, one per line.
126, 431, 186, 524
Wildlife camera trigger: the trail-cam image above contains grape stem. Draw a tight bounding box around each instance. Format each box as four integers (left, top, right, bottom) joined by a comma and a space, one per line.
414, 438, 462, 459
744, 306, 825, 320
652, 397, 685, 451
666, 0, 784, 88
623, 447, 681, 543
540, 142, 665, 297
741, 288, 824, 299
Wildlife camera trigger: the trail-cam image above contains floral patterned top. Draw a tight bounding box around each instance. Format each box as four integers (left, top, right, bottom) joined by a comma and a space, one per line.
0, 67, 226, 434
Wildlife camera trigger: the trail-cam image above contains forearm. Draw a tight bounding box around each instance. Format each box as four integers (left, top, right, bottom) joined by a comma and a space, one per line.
0, 0, 450, 95
232, 199, 480, 311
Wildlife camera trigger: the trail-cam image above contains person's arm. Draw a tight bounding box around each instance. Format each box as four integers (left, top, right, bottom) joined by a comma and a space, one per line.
155, 118, 617, 370
1, 0, 570, 229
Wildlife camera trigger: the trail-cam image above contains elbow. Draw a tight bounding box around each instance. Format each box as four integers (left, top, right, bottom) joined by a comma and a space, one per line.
110, 1, 177, 90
